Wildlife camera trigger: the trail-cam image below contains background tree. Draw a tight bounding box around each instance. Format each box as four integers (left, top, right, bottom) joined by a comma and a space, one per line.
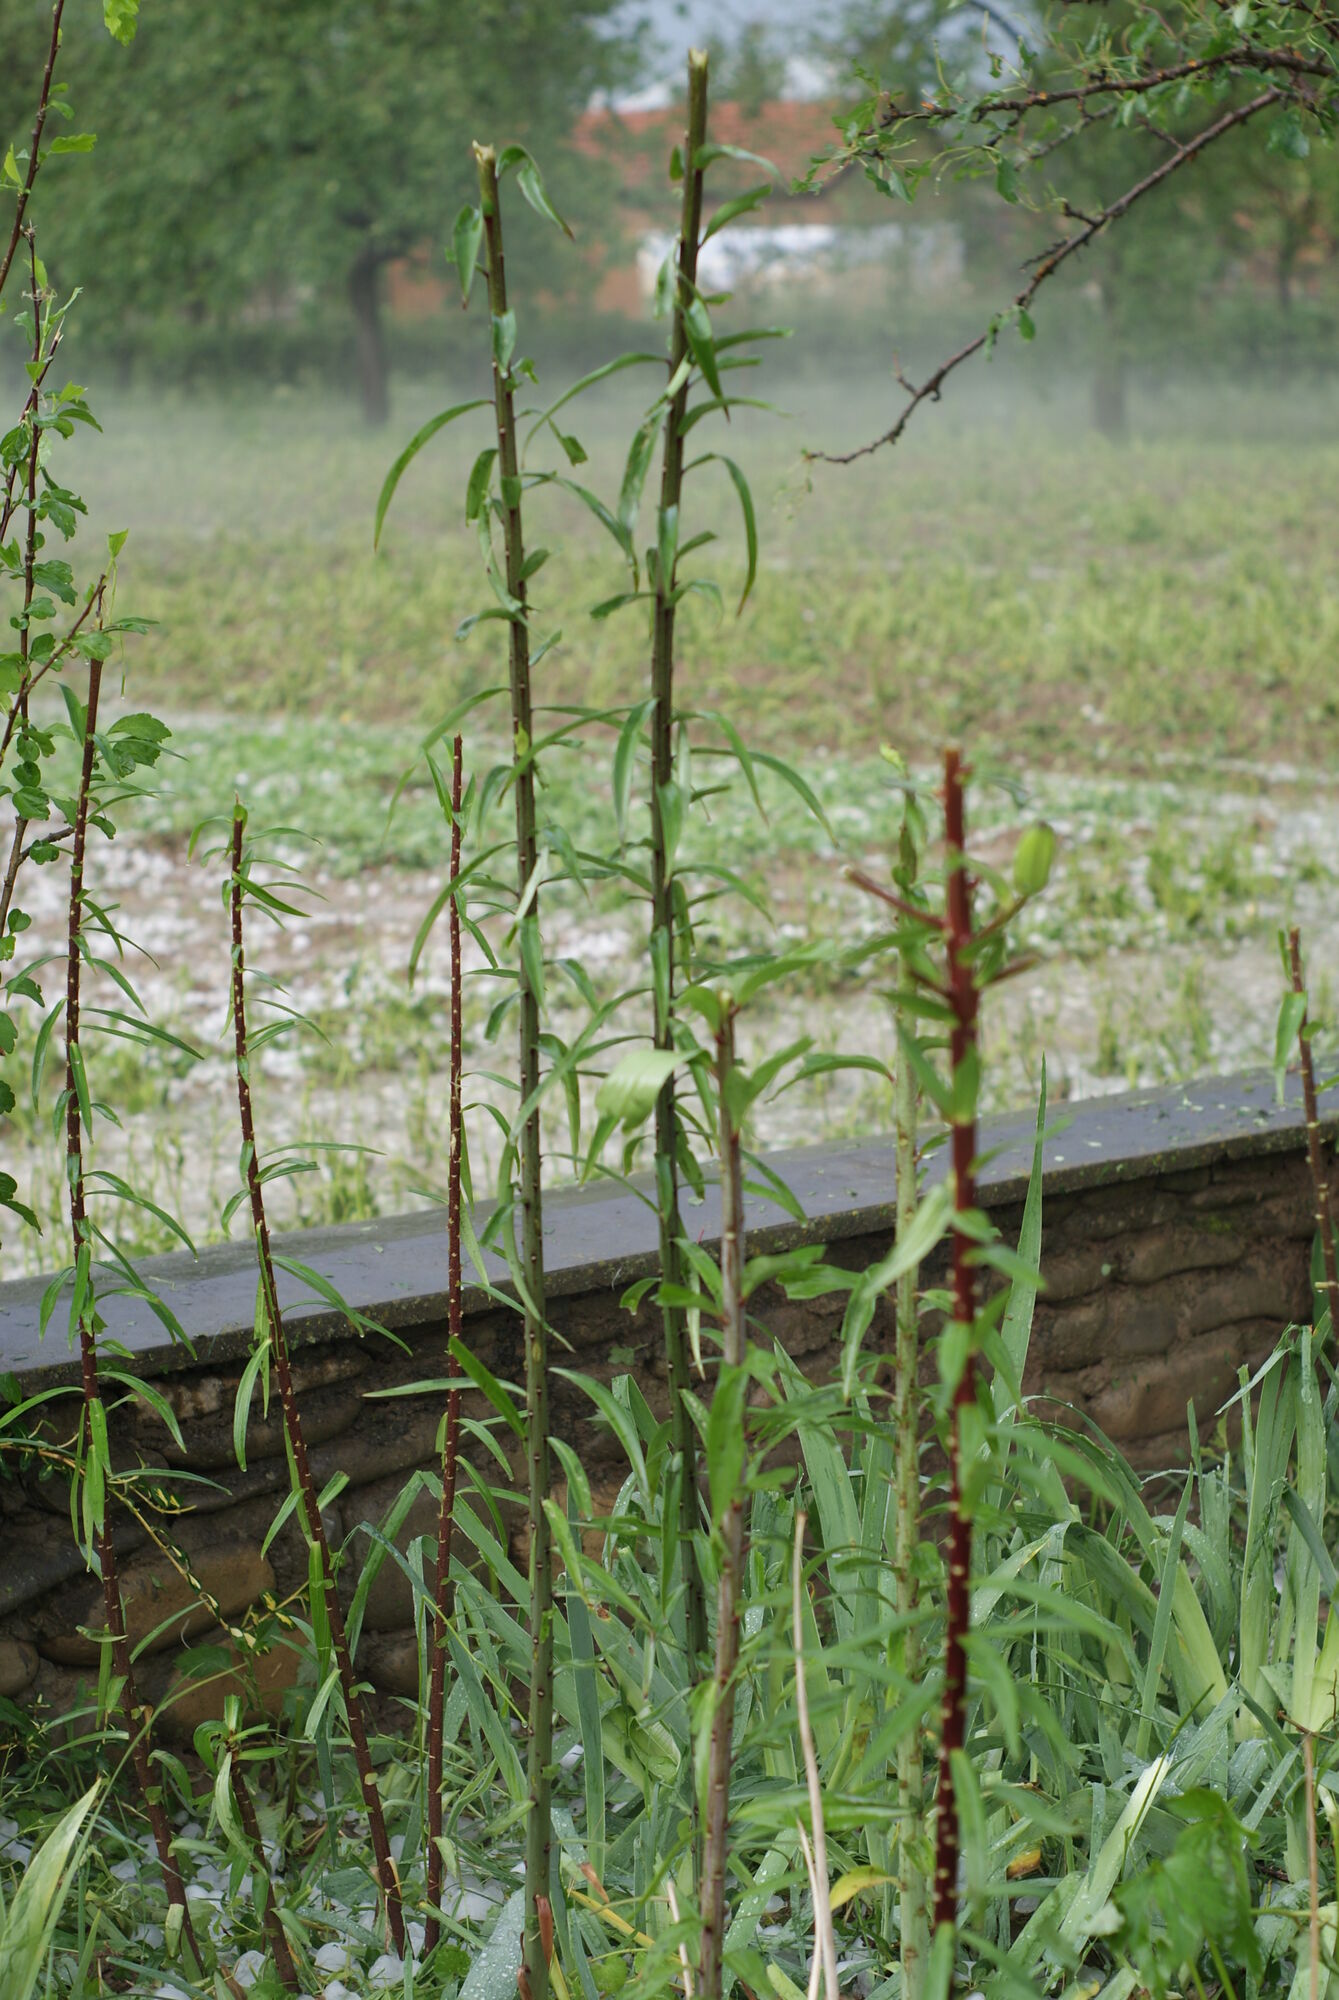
0, 0, 636, 422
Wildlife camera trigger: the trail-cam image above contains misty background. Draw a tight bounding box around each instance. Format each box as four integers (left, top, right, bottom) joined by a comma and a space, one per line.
2, 0, 1332, 428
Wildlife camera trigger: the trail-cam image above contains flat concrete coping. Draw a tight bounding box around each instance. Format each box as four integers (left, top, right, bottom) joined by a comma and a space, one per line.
2, 1065, 1333, 1392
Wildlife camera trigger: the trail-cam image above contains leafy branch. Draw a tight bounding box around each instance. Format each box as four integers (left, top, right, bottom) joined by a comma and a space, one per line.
811, 87, 1286, 463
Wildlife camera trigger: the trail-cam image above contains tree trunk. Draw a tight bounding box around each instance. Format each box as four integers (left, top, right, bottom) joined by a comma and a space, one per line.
1278, 233, 1297, 314
348, 242, 390, 426
1092, 274, 1127, 439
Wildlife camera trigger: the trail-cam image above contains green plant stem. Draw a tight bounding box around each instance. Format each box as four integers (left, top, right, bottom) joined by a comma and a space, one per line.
475, 141, 554, 2000
699, 997, 747, 2000
893, 940, 928, 1993
228, 805, 405, 1955
931, 746, 980, 1940
424, 732, 465, 1958
1288, 927, 1339, 1339
65, 650, 198, 1961
651, 45, 711, 1678
1305, 1729, 1321, 2000
228, 1754, 299, 1993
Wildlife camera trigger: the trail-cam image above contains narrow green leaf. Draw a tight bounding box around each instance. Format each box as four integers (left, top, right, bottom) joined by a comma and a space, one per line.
1275, 990, 1307, 1103
499, 146, 574, 237
374, 401, 488, 548
451, 205, 484, 304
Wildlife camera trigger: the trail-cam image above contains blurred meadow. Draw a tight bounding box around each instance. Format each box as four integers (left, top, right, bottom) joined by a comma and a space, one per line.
7, 353, 1337, 1264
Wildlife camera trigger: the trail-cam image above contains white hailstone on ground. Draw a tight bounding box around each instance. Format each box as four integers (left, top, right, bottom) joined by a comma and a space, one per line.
442, 1877, 498, 1924
321, 1984, 354, 2000
231, 1950, 267, 1990
133, 1925, 165, 1951
368, 1951, 406, 1987
314, 1941, 351, 1975
559, 1744, 583, 1771
407, 1920, 426, 1957
110, 1857, 139, 1884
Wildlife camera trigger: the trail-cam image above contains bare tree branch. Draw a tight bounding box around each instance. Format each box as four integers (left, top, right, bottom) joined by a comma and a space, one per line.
871, 41, 1330, 129
808, 86, 1284, 466
0, 0, 67, 305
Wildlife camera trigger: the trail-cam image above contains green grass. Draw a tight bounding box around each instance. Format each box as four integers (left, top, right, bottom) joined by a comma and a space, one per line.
64, 368, 1339, 767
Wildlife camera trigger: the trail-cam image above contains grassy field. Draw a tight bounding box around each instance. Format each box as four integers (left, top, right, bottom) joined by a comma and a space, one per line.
6, 358, 1338, 1269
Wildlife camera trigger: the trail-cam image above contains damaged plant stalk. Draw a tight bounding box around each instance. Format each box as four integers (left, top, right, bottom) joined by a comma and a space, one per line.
892, 822, 928, 1990
424, 733, 466, 1957
228, 803, 405, 1954
699, 993, 748, 2000
474, 141, 555, 2000
65, 647, 199, 1962
931, 745, 980, 1941
650, 44, 712, 1675
1287, 926, 1339, 1338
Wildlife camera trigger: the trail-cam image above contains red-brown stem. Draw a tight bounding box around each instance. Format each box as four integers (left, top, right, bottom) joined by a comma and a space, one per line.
424, 733, 465, 1956
931, 747, 979, 1938
65, 652, 198, 1957
652, 47, 711, 1683
229, 1755, 299, 1992
20, 232, 40, 714
698, 1000, 748, 2000
0, 580, 103, 777
0, 0, 66, 305
1289, 927, 1339, 1340
0, 235, 45, 935
229, 808, 405, 1954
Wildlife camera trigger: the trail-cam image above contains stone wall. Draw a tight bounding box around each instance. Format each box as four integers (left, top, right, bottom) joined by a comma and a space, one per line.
0, 1067, 1330, 1721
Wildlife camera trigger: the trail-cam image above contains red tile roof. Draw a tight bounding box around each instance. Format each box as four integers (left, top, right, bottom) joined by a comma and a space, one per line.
574, 97, 842, 192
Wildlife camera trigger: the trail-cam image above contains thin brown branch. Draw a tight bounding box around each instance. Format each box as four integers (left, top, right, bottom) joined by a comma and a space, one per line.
876, 42, 1327, 129
847, 867, 945, 930
229, 804, 406, 1955
424, 732, 465, 1959
229, 1756, 299, 1993
18, 230, 42, 726
793, 1512, 837, 2000
0, 580, 106, 770
65, 641, 199, 1959
0, 0, 67, 305
0, 814, 28, 941
811, 87, 1283, 465
1289, 927, 1339, 1338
